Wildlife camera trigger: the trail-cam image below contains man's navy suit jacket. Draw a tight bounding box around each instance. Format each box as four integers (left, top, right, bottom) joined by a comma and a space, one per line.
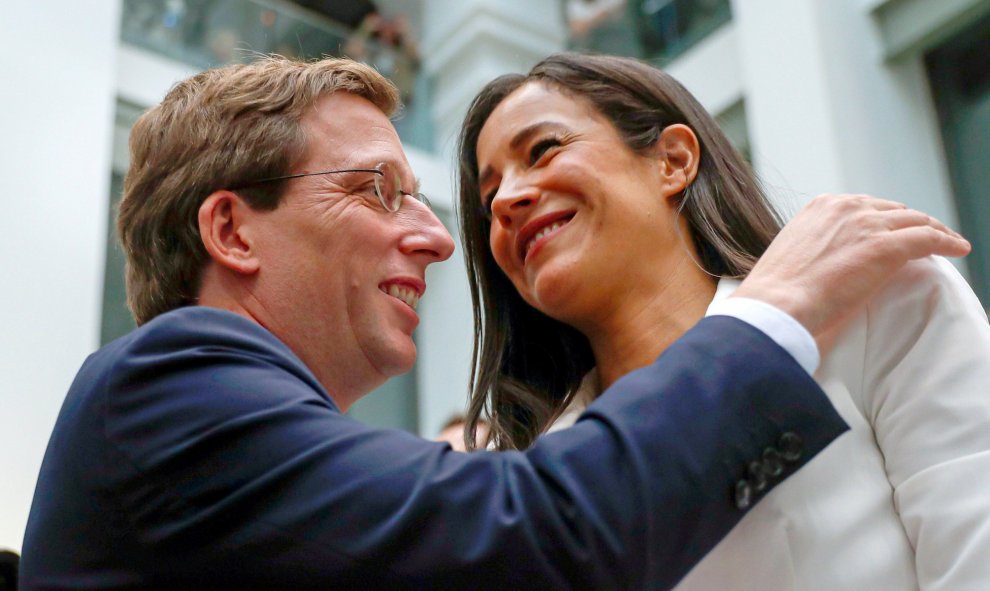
21, 307, 846, 590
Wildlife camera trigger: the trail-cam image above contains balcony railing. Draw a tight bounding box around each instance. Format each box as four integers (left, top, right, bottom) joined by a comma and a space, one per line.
566, 0, 732, 64
119, 0, 433, 150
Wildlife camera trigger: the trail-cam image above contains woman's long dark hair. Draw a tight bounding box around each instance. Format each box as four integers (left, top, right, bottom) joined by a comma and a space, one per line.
457, 53, 783, 451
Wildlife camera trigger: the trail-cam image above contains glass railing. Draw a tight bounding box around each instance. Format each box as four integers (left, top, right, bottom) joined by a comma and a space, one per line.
119, 0, 433, 150
566, 0, 732, 64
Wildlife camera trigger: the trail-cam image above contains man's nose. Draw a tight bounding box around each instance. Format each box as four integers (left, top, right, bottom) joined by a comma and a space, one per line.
400, 206, 455, 263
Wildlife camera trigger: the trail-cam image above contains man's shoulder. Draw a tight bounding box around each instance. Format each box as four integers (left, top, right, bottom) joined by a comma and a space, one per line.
22, 312, 337, 585
117, 305, 285, 354
75, 306, 337, 469
80, 306, 328, 408
93, 306, 294, 370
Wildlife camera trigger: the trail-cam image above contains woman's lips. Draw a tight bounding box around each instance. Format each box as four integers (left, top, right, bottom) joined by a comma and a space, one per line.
517, 211, 575, 263
524, 220, 568, 259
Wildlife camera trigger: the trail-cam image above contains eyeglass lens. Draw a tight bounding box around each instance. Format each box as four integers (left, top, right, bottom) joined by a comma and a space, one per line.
373, 162, 403, 213
373, 162, 433, 212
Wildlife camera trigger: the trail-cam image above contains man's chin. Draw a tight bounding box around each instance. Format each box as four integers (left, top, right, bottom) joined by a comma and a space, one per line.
380, 340, 418, 378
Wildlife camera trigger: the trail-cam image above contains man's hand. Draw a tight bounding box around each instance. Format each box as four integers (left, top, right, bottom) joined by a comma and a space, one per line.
734, 194, 970, 344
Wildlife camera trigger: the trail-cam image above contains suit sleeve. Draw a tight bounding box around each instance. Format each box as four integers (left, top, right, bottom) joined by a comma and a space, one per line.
862, 257, 990, 591
103, 314, 846, 590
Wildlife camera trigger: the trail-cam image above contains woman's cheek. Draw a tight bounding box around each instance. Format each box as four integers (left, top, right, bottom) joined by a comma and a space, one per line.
489, 228, 515, 275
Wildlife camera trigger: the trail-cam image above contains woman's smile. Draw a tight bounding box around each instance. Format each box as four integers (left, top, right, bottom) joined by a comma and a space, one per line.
518, 210, 576, 263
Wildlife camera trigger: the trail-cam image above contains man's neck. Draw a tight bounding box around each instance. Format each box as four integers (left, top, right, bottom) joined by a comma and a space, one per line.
197, 266, 380, 412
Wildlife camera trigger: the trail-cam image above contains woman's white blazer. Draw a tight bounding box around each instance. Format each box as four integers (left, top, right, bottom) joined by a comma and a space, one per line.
551, 256, 990, 590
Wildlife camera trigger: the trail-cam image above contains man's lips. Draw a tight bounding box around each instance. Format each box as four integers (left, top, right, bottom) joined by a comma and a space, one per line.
517, 210, 575, 262
379, 278, 425, 310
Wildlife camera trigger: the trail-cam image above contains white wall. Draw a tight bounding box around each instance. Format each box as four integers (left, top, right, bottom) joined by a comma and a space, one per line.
404, 146, 477, 437
666, 24, 743, 119
0, 0, 122, 551
731, 0, 849, 204
416, 213, 476, 437
730, 0, 958, 227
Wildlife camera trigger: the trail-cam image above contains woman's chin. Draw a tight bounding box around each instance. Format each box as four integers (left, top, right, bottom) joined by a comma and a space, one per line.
530, 281, 589, 325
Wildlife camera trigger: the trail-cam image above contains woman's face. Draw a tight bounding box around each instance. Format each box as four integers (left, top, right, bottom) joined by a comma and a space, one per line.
475, 82, 698, 329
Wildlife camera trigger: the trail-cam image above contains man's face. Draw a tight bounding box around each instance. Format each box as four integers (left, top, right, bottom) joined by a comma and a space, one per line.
247, 93, 454, 409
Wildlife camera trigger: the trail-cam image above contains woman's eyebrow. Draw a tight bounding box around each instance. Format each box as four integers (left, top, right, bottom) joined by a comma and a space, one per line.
509, 121, 570, 150
478, 121, 571, 187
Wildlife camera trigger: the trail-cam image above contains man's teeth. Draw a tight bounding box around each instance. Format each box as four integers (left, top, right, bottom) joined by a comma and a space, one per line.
526, 221, 566, 255
385, 284, 420, 309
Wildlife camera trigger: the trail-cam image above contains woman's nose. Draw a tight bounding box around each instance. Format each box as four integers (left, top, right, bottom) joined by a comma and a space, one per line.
490, 177, 540, 228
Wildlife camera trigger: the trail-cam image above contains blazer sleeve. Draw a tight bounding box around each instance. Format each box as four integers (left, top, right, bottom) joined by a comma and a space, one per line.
862, 257, 990, 590
101, 313, 847, 590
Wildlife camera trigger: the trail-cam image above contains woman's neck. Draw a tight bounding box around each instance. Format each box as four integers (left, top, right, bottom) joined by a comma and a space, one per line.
584, 266, 717, 392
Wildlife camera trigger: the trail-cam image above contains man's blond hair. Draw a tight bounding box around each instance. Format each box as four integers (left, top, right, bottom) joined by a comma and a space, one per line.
118, 56, 399, 325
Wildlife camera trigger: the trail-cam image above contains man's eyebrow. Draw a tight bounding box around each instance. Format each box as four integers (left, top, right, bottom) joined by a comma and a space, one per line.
478, 121, 571, 188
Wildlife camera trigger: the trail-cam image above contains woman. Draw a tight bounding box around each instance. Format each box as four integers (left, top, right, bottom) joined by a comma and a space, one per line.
457, 53, 990, 590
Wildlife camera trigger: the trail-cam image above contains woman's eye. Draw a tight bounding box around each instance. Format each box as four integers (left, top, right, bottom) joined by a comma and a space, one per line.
481, 189, 496, 220
528, 137, 561, 165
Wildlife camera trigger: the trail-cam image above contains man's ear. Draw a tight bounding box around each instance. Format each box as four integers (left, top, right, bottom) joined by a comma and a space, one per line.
656, 124, 701, 202
198, 190, 261, 275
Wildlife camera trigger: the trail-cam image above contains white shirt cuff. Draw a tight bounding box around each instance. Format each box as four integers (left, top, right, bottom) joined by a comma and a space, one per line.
706, 297, 820, 375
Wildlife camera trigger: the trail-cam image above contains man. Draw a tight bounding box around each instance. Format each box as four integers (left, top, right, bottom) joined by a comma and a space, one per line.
20, 57, 968, 589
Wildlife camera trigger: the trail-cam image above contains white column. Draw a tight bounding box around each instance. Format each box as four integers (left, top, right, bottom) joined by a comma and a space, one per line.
730, 0, 846, 207
422, 0, 567, 160
0, 0, 122, 551
730, 0, 957, 226
413, 0, 566, 438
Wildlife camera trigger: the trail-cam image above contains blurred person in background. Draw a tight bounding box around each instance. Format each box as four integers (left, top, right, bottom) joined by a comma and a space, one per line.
0, 550, 18, 591
566, 0, 643, 56
434, 414, 489, 451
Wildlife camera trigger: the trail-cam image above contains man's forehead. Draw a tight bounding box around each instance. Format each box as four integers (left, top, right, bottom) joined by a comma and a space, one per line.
305, 92, 389, 124
300, 92, 407, 170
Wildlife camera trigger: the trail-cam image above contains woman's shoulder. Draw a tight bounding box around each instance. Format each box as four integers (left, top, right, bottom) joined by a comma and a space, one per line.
865, 256, 987, 335
881, 255, 977, 297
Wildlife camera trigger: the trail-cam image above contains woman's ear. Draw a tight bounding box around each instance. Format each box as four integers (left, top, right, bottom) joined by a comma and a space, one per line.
198, 190, 261, 275
656, 124, 700, 201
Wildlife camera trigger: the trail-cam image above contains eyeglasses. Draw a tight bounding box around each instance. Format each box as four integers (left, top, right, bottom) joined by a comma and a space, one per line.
231, 161, 431, 213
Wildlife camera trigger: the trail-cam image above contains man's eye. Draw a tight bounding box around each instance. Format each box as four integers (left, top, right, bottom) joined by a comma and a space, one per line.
354, 179, 379, 198
355, 179, 373, 191
528, 137, 561, 165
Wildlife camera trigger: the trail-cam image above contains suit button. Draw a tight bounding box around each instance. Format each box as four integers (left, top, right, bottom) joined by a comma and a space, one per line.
779, 432, 804, 462
762, 447, 784, 477
735, 479, 753, 510
747, 460, 768, 492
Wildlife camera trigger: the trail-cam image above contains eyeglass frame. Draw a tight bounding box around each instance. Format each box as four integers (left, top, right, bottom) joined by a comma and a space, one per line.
229, 162, 431, 213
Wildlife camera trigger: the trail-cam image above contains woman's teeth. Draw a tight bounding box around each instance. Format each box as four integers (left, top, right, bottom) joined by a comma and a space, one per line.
384, 284, 420, 309
526, 221, 566, 255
